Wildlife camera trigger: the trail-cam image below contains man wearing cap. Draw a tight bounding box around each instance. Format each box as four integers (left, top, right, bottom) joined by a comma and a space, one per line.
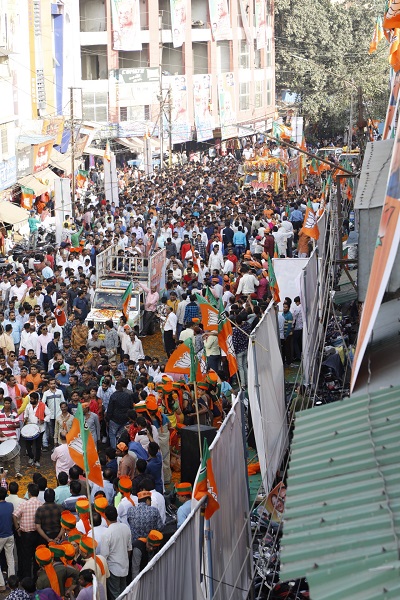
35, 544, 79, 596
102, 506, 132, 600
116, 442, 136, 480
131, 530, 163, 579
79, 536, 109, 589
116, 476, 138, 525
127, 491, 163, 543
176, 483, 193, 527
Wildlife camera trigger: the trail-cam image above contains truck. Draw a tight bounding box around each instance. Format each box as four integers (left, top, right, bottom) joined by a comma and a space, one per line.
85, 246, 166, 334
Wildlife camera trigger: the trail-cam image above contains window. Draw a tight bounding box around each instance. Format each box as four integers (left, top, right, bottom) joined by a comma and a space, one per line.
81, 46, 107, 80
0, 124, 8, 156
120, 106, 147, 121
254, 41, 262, 69
119, 47, 149, 69
255, 80, 263, 109
239, 82, 250, 110
217, 41, 230, 73
162, 43, 183, 75
159, 0, 172, 29
238, 40, 250, 69
79, 0, 106, 32
266, 38, 272, 67
82, 92, 108, 122
193, 41, 208, 75
266, 79, 272, 106
237, 0, 243, 27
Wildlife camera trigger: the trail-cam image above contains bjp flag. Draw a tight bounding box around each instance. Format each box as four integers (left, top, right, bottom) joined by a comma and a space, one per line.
194, 438, 220, 520
302, 200, 320, 240
67, 404, 103, 487
121, 281, 133, 319
384, 0, 400, 30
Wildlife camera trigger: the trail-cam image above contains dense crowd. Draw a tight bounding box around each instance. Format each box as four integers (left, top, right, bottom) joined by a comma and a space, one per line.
0, 142, 321, 599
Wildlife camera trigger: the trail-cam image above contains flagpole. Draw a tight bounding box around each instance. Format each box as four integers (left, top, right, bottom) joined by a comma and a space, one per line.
83, 477, 101, 600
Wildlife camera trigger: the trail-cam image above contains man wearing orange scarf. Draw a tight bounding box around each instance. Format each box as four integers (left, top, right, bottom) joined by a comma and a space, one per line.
35, 545, 79, 597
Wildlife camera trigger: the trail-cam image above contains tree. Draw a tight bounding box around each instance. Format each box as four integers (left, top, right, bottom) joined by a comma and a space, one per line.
275, 0, 390, 138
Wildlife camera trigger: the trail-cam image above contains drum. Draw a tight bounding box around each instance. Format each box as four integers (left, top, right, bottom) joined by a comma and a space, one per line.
21, 424, 40, 441
0, 439, 20, 461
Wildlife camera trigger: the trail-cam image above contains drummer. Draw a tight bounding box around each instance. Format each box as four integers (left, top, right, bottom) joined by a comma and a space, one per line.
0, 397, 22, 477
23, 392, 50, 469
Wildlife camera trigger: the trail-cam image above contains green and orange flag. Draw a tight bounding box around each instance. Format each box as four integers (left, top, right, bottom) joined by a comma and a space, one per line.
164, 338, 205, 382
268, 256, 280, 304
302, 200, 320, 240
66, 403, 103, 487
194, 438, 220, 520
21, 186, 35, 210
121, 281, 133, 319
76, 170, 88, 188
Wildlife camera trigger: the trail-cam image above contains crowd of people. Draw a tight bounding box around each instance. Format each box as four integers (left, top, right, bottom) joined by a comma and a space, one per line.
0, 142, 323, 598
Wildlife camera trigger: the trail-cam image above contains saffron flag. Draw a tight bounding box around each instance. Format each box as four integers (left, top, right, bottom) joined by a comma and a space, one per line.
383, 0, 400, 30
21, 186, 35, 210
76, 170, 88, 188
194, 438, 220, 520
205, 286, 218, 308
274, 241, 279, 258
308, 158, 319, 176
369, 16, 384, 53
383, 71, 400, 139
302, 200, 320, 240
272, 121, 292, 141
195, 293, 219, 331
389, 29, 400, 73
217, 298, 237, 376
66, 403, 103, 487
268, 256, 280, 303
165, 338, 204, 382
121, 281, 133, 319
104, 140, 111, 162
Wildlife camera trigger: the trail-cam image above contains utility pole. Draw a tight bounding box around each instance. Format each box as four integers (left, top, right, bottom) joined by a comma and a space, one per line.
70, 86, 76, 218
159, 13, 164, 171
168, 86, 172, 168
348, 93, 353, 151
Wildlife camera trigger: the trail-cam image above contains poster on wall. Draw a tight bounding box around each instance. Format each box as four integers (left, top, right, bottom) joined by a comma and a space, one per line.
193, 74, 214, 142
218, 73, 237, 140
209, 0, 232, 41
110, 0, 142, 51
163, 75, 192, 144
255, 0, 267, 49
170, 0, 186, 48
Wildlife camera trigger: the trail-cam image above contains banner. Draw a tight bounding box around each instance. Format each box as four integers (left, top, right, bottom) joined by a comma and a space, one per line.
193, 74, 213, 142
170, 0, 186, 48
351, 123, 400, 391
32, 140, 54, 173
238, 0, 252, 44
163, 75, 192, 144
110, 0, 142, 51
255, 0, 267, 49
218, 72, 237, 140
287, 156, 300, 188
54, 177, 72, 246
42, 116, 65, 146
383, 71, 400, 140
112, 68, 159, 107
209, 0, 232, 41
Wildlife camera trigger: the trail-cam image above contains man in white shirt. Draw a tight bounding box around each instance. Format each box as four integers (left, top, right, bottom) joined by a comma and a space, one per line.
208, 245, 224, 271
102, 506, 132, 600
162, 307, 177, 357
236, 266, 259, 296
175, 294, 190, 338
50, 431, 74, 476
223, 255, 235, 274
9, 278, 27, 303
42, 379, 65, 450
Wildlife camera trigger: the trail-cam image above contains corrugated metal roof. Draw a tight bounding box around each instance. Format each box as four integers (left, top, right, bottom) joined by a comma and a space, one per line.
280, 386, 400, 599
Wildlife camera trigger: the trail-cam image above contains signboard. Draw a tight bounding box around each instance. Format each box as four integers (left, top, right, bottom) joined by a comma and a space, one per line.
0, 156, 17, 191
17, 146, 33, 177
41, 116, 65, 146
111, 68, 159, 107
32, 140, 54, 173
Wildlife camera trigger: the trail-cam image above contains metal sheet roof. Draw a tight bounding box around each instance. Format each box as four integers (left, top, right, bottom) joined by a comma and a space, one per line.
280, 386, 400, 599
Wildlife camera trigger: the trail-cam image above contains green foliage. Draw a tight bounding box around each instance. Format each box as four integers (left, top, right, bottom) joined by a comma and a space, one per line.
275, 0, 390, 136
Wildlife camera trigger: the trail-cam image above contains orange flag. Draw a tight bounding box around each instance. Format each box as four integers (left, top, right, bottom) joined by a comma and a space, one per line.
66, 404, 103, 487
302, 201, 320, 240
194, 438, 220, 520
384, 0, 400, 30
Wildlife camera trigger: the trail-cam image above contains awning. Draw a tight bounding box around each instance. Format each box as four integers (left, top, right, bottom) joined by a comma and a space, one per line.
84, 146, 105, 158
116, 137, 143, 153
33, 168, 59, 187
18, 134, 54, 145
49, 149, 81, 175
18, 174, 49, 197
280, 385, 400, 599
0, 201, 29, 225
